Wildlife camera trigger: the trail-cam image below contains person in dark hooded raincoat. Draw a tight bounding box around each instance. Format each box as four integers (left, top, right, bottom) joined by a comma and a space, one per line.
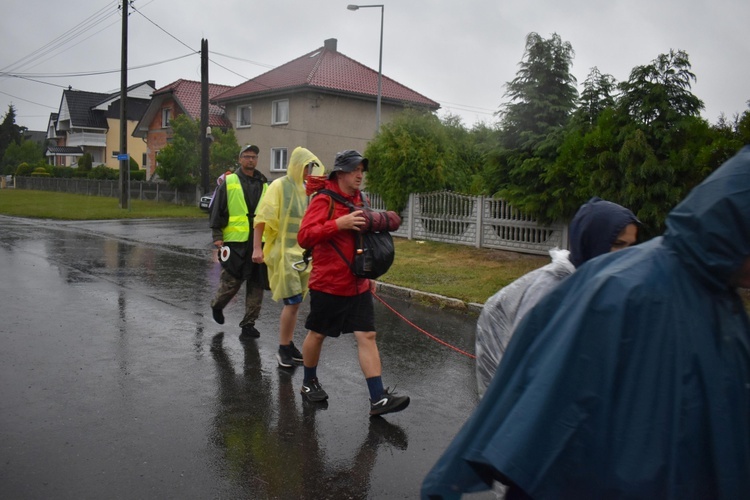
475, 198, 639, 397
422, 146, 750, 499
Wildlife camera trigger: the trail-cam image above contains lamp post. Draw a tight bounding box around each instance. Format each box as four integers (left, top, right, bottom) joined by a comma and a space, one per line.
347, 4, 384, 133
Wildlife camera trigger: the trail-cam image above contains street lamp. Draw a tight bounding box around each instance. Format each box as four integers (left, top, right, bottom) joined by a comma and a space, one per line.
347, 4, 384, 133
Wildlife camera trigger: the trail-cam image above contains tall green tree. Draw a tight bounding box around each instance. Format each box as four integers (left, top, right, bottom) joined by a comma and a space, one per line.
498, 32, 578, 152
0, 105, 25, 162
156, 115, 239, 190
156, 115, 199, 189
483, 32, 578, 219
365, 110, 452, 212
574, 67, 617, 128
619, 50, 703, 124
1, 139, 45, 175
208, 126, 240, 183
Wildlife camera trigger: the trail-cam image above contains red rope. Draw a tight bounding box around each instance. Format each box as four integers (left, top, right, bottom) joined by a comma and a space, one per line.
371, 290, 477, 359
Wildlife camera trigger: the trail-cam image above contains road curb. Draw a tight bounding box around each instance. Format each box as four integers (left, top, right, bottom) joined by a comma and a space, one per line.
374, 281, 483, 316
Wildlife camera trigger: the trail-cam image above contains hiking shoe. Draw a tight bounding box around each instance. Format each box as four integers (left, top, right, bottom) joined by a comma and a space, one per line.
211, 306, 224, 325
239, 324, 260, 342
276, 346, 294, 368
370, 387, 410, 416
300, 378, 329, 402
288, 341, 303, 363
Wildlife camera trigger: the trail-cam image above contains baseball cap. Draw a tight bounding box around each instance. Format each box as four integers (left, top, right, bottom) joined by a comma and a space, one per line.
239, 144, 260, 157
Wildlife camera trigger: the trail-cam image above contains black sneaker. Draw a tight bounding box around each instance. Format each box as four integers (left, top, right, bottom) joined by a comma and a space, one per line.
239, 324, 260, 342
288, 341, 303, 363
370, 387, 410, 416
276, 346, 294, 368
300, 378, 329, 402
211, 306, 224, 325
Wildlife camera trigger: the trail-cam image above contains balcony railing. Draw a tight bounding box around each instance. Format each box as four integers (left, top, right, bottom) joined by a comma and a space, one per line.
67, 131, 107, 148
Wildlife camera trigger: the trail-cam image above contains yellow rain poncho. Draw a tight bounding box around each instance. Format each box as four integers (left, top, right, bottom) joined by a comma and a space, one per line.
254, 147, 325, 301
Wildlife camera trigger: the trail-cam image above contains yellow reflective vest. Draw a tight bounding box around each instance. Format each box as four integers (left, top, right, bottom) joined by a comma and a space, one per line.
222, 173, 267, 243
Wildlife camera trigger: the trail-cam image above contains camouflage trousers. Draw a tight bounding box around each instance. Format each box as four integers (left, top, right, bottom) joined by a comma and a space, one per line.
211, 268, 264, 327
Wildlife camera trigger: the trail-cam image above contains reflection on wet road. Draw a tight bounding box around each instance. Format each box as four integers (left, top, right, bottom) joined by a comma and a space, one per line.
0, 216, 487, 498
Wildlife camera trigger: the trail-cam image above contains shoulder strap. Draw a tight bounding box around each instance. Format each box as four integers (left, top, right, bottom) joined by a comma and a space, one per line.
315, 189, 358, 270
318, 189, 358, 211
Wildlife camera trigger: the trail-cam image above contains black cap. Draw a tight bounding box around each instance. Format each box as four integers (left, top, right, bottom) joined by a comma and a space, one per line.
239, 144, 259, 157
329, 149, 368, 179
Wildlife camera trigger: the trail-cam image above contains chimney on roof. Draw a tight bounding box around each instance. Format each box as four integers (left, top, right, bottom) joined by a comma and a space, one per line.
324, 38, 337, 52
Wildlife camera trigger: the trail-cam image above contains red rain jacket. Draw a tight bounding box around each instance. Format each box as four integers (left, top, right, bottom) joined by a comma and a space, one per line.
298, 179, 370, 296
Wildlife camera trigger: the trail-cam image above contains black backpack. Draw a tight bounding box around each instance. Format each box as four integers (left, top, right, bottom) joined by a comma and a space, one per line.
318, 189, 395, 280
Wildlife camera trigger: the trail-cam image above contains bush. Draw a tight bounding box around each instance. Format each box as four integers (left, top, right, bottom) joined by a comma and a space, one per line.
15, 162, 33, 176
130, 170, 146, 181
30, 167, 51, 177
51, 166, 75, 178
77, 153, 93, 172
129, 156, 139, 170
88, 165, 119, 180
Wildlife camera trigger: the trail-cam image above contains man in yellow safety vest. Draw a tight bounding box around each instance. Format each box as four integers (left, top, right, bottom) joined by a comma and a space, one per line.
209, 144, 268, 342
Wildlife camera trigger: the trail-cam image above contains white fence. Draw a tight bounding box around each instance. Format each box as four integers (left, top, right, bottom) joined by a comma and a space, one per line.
13, 177, 566, 255
366, 191, 567, 255
14, 177, 201, 205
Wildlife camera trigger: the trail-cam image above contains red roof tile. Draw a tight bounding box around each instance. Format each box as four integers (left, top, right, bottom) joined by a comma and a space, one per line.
153, 79, 232, 127
213, 44, 439, 109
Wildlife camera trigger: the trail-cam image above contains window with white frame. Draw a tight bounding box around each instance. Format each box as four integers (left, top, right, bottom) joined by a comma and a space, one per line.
272, 99, 289, 125
271, 147, 288, 171
161, 108, 171, 128
237, 105, 252, 128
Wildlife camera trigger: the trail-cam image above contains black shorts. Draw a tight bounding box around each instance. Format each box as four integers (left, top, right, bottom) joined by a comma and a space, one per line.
305, 290, 375, 338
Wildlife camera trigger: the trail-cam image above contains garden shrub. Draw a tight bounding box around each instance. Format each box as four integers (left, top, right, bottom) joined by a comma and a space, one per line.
30, 167, 51, 177
15, 162, 33, 176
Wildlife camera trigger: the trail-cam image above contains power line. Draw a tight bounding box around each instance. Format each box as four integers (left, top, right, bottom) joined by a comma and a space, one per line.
0, 2, 119, 75
0, 90, 57, 110
208, 51, 275, 70
130, 3, 195, 52
437, 100, 496, 114
8, 76, 71, 89
1, 52, 197, 79
208, 59, 249, 81
128, 4, 256, 82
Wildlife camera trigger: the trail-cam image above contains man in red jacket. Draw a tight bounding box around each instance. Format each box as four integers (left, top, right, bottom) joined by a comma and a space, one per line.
297, 150, 410, 416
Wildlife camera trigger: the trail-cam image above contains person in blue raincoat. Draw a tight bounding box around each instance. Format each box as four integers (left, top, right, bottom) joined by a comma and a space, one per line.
422, 146, 750, 499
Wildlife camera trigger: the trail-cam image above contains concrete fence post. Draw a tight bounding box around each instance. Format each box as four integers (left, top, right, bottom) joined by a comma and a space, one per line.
476, 195, 484, 248
407, 192, 415, 240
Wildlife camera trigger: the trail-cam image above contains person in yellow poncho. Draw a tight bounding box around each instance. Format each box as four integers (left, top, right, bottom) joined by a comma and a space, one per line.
252, 147, 325, 368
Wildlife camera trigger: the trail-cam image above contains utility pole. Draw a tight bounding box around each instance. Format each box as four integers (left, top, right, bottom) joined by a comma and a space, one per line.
118, 0, 129, 209
200, 38, 209, 194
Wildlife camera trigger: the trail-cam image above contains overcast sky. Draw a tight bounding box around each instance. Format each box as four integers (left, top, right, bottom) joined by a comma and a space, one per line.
1, 0, 748, 133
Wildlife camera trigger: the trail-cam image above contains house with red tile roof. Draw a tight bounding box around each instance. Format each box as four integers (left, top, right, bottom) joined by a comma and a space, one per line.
133, 79, 232, 178
213, 38, 439, 179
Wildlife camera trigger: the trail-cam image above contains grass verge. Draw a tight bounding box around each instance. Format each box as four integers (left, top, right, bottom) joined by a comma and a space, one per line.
0, 189, 204, 219
383, 238, 547, 304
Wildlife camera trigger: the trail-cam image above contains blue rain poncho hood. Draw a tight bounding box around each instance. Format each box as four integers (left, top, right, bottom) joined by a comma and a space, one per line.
254, 147, 325, 301
568, 197, 640, 267
422, 146, 750, 499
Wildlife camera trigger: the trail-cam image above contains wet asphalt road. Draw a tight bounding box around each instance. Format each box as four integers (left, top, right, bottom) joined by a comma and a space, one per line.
0, 216, 488, 499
